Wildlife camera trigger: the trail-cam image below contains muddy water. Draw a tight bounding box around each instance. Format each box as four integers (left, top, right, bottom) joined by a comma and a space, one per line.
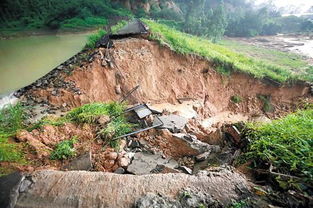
278, 36, 313, 58
0, 32, 91, 96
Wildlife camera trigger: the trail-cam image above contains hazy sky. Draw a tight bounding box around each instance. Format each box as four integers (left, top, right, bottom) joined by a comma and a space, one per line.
255, 0, 312, 7
254, 0, 313, 14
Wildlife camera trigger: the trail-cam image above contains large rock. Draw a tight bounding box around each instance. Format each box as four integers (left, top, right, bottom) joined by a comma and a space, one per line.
13, 168, 250, 208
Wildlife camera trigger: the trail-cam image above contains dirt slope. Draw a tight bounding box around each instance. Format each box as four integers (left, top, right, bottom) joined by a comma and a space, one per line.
31, 38, 311, 118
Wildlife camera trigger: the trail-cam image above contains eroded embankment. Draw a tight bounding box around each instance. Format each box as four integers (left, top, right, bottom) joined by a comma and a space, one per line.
4, 37, 313, 208
26, 38, 311, 118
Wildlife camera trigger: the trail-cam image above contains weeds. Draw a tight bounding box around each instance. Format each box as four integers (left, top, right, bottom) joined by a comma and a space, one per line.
50, 137, 77, 160
142, 19, 312, 83
85, 29, 107, 49
0, 104, 26, 163
66, 102, 133, 147
257, 95, 273, 112
243, 109, 313, 180
231, 95, 243, 103
229, 199, 248, 208
66, 102, 124, 123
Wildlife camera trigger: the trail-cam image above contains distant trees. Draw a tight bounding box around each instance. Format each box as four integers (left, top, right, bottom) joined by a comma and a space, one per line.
0, 0, 131, 30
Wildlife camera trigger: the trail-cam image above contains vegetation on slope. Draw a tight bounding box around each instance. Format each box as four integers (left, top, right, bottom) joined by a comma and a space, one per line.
0, 104, 26, 163
143, 19, 312, 83
242, 109, 313, 189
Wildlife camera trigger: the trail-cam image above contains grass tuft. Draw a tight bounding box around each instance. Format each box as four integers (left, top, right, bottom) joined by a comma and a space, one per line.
50, 137, 77, 160
231, 95, 243, 103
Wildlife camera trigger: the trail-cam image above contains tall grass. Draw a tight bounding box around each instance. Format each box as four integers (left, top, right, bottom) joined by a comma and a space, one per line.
0, 103, 26, 163
244, 109, 313, 180
142, 19, 312, 83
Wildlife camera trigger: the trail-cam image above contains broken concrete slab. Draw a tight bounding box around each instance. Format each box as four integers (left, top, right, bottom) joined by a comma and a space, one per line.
154, 115, 188, 132
14, 168, 250, 208
173, 133, 221, 155
127, 152, 178, 175
63, 152, 92, 171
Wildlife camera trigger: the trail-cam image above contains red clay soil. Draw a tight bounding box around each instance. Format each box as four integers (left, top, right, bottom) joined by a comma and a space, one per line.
31, 38, 312, 118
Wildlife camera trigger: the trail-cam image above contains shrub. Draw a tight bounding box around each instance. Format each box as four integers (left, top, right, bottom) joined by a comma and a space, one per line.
257, 95, 273, 112
50, 137, 77, 160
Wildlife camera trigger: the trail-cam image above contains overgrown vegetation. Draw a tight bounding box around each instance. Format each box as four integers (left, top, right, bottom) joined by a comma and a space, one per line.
242, 109, 313, 187
143, 19, 311, 83
0, 104, 26, 163
66, 102, 133, 147
50, 137, 77, 160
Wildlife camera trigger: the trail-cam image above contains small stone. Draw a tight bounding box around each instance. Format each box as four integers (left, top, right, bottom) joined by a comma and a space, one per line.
51, 91, 57, 96
119, 157, 130, 167
195, 152, 210, 162
115, 84, 122, 94
108, 152, 118, 160
114, 167, 125, 174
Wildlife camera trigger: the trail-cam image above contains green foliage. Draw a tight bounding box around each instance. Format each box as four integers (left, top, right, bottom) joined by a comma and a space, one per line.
244, 109, 313, 180
229, 199, 248, 208
85, 29, 107, 49
0, 104, 27, 163
98, 116, 133, 143
50, 137, 77, 160
0, 136, 24, 162
0, 103, 26, 135
231, 95, 242, 103
143, 19, 311, 83
66, 102, 125, 123
0, 0, 131, 30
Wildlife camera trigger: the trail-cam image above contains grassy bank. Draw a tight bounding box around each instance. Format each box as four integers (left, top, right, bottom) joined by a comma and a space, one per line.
242, 109, 313, 189
143, 19, 313, 83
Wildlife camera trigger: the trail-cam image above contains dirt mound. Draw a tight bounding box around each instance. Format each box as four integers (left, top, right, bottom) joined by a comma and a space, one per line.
29, 38, 311, 119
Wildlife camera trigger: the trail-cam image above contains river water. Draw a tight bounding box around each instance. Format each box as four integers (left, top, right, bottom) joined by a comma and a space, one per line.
0, 32, 91, 97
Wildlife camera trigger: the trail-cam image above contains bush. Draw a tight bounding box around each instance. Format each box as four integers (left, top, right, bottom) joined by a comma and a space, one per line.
50, 137, 77, 160
231, 95, 242, 103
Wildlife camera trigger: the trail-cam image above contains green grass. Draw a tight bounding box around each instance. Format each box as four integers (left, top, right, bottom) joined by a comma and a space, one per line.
243, 109, 313, 180
66, 102, 133, 147
142, 19, 312, 83
50, 137, 77, 160
0, 104, 26, 163
85, 29, 107, 49
257, 95, 274, 112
